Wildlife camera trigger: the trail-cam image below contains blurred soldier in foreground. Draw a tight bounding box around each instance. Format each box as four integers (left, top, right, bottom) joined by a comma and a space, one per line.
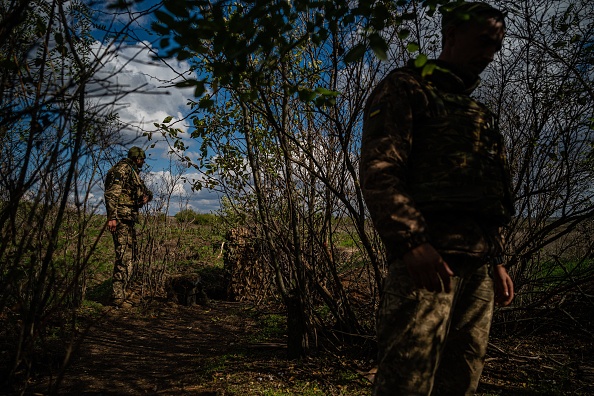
359, 2, 515, 394
104, 146, 152, 306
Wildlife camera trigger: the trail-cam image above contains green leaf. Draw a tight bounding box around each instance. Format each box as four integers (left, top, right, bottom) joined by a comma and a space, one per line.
344, 43, 366, 63
54, 32, 64, 45
177, 49, 194, 60
407, 42, 420, 53
199, 99, 214, 109
369, 33, 388, 61
298, 88, 317, 102
414, 54, 428, 68
151, 22, 170, 36
315, 87, 338, 96
398, 29, 410, 40
174, 79, 206, 98
107, 0, 134, 10
163, 116, 173, 123
421, 62, 437, 78
35, 17, 47, 36
175, 80, 197, 88
163, 0, 190, 18
194, 83, 206, 97
154, 10, 176, 28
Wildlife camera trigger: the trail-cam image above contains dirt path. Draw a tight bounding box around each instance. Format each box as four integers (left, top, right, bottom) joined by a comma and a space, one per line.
25, 299, 594, 396
30, 301, 285, 395
28, 300, 372, 395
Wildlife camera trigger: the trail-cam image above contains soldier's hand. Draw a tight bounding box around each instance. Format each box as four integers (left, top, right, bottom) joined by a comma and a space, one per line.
107, 219, 117, 232
493, 264, 514, 306
403, 243, 454, 293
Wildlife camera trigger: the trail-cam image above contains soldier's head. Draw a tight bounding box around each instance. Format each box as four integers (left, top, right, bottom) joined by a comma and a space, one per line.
439, 2, 506, 76
128, 146, 146, 168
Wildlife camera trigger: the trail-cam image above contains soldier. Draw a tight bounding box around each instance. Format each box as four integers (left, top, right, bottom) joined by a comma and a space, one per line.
359, 2, 515, 395
104, 146, 153, 306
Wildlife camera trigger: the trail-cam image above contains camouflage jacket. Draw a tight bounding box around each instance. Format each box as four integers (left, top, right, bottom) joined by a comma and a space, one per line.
360, 61, 514, 259
104, 158, 153, 223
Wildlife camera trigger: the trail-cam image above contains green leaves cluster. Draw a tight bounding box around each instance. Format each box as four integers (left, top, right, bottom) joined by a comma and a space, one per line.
152, 0, 450, 99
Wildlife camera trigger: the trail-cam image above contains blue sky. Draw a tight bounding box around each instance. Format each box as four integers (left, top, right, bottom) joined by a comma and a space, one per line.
90, 0, 221, 215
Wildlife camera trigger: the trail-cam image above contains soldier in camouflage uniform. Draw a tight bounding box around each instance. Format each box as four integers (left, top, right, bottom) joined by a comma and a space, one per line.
104, 146, 153, 306
359, 3, 515, 395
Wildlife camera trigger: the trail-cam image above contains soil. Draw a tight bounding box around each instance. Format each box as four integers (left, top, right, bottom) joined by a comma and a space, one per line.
22, 297, 594, 396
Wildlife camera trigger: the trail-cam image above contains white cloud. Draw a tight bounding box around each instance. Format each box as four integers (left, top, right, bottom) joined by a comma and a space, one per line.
90, 40, 193, 132
146, 169, 221, 214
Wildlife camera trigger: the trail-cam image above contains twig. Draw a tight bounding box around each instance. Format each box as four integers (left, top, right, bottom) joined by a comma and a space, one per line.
488, 342, 542, 362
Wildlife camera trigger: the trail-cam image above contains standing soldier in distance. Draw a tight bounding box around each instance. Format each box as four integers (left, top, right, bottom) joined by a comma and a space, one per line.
359, 2, 515, 395
104, 146, 153, 306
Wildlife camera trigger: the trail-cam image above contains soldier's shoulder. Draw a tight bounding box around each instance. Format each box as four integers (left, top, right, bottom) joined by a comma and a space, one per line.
382, 66, 423, 85
366, 67, 427, 111
107, 159, 133, 179
370, 67, 425, 99
113, 159, 136, 171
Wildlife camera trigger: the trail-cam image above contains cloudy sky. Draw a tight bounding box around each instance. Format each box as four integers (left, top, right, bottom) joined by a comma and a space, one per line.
90, 2, 221, 215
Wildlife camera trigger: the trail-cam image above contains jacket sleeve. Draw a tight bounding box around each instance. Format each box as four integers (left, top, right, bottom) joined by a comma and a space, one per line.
359, 71, 431, 257
104, 166, 124, 220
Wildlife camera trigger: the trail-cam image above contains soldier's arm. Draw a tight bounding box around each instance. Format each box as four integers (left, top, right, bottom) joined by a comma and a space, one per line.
104, 168, 124, 221
359, 72, 454, 292
493, 264, 514, 305
491, 227, 514, 304
359, 71, 431, 257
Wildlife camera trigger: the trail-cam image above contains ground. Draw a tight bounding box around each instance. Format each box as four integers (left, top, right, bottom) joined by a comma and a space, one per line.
22, 296, 593, 396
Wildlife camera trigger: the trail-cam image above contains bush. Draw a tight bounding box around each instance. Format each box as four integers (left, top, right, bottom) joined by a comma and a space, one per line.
174, 209, 217, 225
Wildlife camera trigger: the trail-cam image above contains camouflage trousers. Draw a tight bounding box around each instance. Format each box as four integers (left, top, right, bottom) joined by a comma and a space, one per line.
111, 220, 137, 300
373, 256, 495, 396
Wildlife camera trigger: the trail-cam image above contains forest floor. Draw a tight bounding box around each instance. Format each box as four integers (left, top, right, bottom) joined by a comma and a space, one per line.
22, 293, 594, 396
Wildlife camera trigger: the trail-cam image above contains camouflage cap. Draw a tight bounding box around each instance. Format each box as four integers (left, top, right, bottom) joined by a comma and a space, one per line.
128, 146, 146, 159
440, 2, 506, 31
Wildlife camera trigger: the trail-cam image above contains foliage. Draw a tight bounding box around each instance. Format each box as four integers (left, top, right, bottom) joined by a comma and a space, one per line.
175, 209, 219, 225
0, 0, 167, 392
151, 0, 594, 355
0, 0, 115, 390
152, 0, 452, 102
484, 0, 594, 328
150, 0, 457, 357
251, 313, 287, 343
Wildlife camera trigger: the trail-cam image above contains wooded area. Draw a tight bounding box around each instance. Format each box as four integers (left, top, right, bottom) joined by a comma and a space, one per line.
1, 0, 593, 393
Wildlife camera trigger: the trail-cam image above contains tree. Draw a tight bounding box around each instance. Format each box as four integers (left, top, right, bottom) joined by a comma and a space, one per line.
152, 0, 455, 356
0, 0, 162, 391
154, 0, 594, 347
481, 0, 594, 331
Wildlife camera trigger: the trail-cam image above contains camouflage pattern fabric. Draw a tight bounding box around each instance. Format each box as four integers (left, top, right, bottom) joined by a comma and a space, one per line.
374, 257, 494, 396
104, 158, 152, 223
111, 220, 137, 300
359, 61, 513, 258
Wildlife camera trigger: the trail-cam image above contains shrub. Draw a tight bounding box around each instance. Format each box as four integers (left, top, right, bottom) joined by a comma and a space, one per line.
175, 209, 217, 225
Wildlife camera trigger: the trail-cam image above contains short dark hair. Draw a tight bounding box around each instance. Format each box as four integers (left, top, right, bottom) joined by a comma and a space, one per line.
441, 2, 506, 32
